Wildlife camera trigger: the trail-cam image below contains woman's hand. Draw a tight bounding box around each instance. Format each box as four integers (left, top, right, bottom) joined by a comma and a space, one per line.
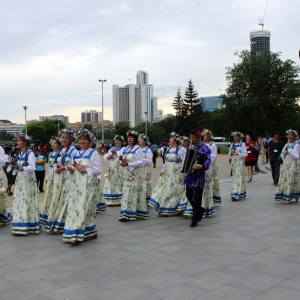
160, 172, 165, 176
120, 161, 128, 167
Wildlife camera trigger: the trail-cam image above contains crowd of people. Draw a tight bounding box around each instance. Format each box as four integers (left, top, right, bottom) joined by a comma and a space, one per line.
0, 127, 298, 244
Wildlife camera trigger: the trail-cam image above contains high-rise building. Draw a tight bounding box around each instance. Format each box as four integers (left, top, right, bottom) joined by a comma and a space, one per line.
250, 29, 271, 56
81, 110, 103, 123
39, 115, 69, 126
113, 71, 157, 127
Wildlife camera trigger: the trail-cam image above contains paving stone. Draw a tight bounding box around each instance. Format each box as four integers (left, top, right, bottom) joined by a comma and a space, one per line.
251, 285, 300, 300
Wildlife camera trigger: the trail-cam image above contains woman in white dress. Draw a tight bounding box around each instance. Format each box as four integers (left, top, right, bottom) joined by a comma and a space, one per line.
45, 129, 76, 233
0, 146, 13, 226
103, 135, 125, 206
139, 134, 153, 201
62, 129, 101, 243
40, 136, 61, 224
149, 132, 186, 216
275, 129, 300, 204
229, 132, 248, 201
119, 130, 148, 221
12, 133, 40, 235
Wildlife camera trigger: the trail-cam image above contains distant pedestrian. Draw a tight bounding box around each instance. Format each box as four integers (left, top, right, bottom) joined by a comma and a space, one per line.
35, 149, 46, 193
150, 142, 158, 168
268, 132, 284, 186
244, 134, 257, 183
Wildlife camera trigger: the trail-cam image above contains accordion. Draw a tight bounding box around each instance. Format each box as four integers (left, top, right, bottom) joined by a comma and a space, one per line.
181, 148, 207, 177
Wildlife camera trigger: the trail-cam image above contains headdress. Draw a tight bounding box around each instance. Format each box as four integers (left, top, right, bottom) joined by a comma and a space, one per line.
202, 129, 214, 139
49, 135, 61, 144
139, 133, 150, 145
231, 131, 244, 137
19, 132, 31, 141
127, 129, 138, 137
181, 136, 191, 143
114, 134, 125, 142
77, 128, 96, 141
170, 132, 182, 144
286, 129, 298, 137
59, 128, 76, 142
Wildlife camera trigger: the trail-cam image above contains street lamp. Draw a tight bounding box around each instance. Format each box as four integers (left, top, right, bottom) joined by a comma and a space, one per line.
23, 106, 28, 135
57, 121, 60, 136
144, 111, 148, 136
98, 79, 107, 144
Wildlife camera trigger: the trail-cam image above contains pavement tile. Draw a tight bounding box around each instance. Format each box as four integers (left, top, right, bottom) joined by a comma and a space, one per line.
251, 285, 300, 300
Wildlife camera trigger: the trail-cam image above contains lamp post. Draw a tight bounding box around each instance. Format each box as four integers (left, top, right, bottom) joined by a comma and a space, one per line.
144, 111, 148, 136
23, 106, 28, 135
98, 79, 107, 144
57, 122, 60, 136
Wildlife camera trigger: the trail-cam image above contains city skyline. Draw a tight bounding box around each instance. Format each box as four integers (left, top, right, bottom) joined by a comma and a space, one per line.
0, 0, 299, 124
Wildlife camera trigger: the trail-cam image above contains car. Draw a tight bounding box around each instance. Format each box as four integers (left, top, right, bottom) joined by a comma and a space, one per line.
212, 137, 231, 149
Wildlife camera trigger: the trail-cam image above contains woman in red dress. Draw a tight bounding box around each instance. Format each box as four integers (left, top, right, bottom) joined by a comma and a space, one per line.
245, 134, 258, 182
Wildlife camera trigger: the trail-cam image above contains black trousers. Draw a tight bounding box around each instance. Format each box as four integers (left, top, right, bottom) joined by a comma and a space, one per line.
35, 170, 45, 192
186, 186, 204, 222
152, 155, 157, 166
270, 159, 281, 184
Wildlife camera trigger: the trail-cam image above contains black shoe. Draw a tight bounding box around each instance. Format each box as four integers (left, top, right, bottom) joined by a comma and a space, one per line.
40, 190, 45, 193
190, 221, 197, 228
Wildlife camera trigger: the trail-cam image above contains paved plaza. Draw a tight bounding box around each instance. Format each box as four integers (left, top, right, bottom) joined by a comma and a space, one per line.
1, 156, 300, 299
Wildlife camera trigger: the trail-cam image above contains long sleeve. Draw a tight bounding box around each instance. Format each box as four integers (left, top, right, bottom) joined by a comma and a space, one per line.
21, 151, 36, 176
178, 147, 187, 162
142, 148, 153, 167
127, 146, 143, 172
200, 144, 211, 172
238, 143, 248, 158
86, 150, 102, 178
282, 143, 300, 160
210, 143, 217, 163
0, 147, 5, 168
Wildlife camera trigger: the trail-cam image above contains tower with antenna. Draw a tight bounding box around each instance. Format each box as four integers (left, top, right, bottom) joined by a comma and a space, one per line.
250, 1, 271, 56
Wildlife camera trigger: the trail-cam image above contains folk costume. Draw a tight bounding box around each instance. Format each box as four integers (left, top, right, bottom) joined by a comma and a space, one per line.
229, 132, 248, 201
12, 134, 40, 235
275, 130, 300, 204
119, 130, 148, 221
149, 132, 187, 216
45, 129, 76, 233
0, 146, 12, 225
40, 136, 61, 224
63, 129, 101, 243
103, 135, 125, 206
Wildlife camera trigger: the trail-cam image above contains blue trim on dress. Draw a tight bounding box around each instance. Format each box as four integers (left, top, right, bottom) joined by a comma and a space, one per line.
12, 221, 40, 228
103, 193, 122, 199
275, 192, 300, 200
63, 224, 96, 236
0, 211, 12, 222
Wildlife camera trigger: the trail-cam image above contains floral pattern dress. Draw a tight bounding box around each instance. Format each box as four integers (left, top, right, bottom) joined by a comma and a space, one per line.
142, 147, 153, 200
12, 150, 40, 235
229, 142, 248, 200
62, 148, 101, 242
40, 151, 60, 224
0, 147, 12, 225
103, 146, 125, 206
119, 145, 148, 220
45, 147, 76, 233
275, 143, 300, 202
149, 146, 186, 215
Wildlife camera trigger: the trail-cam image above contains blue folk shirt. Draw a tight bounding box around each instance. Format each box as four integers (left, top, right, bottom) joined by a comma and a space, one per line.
183, 142, 211, 189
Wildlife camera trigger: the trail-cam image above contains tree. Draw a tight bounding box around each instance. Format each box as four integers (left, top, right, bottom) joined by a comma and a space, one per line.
0, 130, 14, 141
113, 121, 131, 140
26, 119, 66, 145
222, 50, 300, 137
182, 79, 203, 132
83, 124, 93, 131
172, 87, 185, 132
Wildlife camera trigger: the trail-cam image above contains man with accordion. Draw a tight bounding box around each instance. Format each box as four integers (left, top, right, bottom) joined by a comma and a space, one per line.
182, 129, 211, 228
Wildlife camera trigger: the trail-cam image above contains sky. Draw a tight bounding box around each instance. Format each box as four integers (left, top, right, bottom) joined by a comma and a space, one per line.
0, 0, 299, 124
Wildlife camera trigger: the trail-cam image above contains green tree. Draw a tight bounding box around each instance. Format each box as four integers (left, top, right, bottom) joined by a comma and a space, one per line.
172, 87, 185, 132
113, 121, 131, 140
26, 119, 66, 145
0, 130, 14, 141
83, 124, 93, 131
182, 79, 203, 132
222, 50, 300, 136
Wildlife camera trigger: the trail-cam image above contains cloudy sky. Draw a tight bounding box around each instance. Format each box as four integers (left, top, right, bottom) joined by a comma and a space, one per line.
0, 0, 299, 124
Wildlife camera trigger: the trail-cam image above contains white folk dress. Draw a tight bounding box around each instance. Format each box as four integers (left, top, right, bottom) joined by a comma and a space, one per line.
45, 147, 76, 233
62, 148, 101, 242
149, 146, 186, 215
119, 145, 148, 220
229, 142, 248, 200
40, 151, 59, 224
0, 146, 12, 225
103, 146, 125, 206
275, 143, 300, 203
12, 150, 40, 235
141, 147, 153, 200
